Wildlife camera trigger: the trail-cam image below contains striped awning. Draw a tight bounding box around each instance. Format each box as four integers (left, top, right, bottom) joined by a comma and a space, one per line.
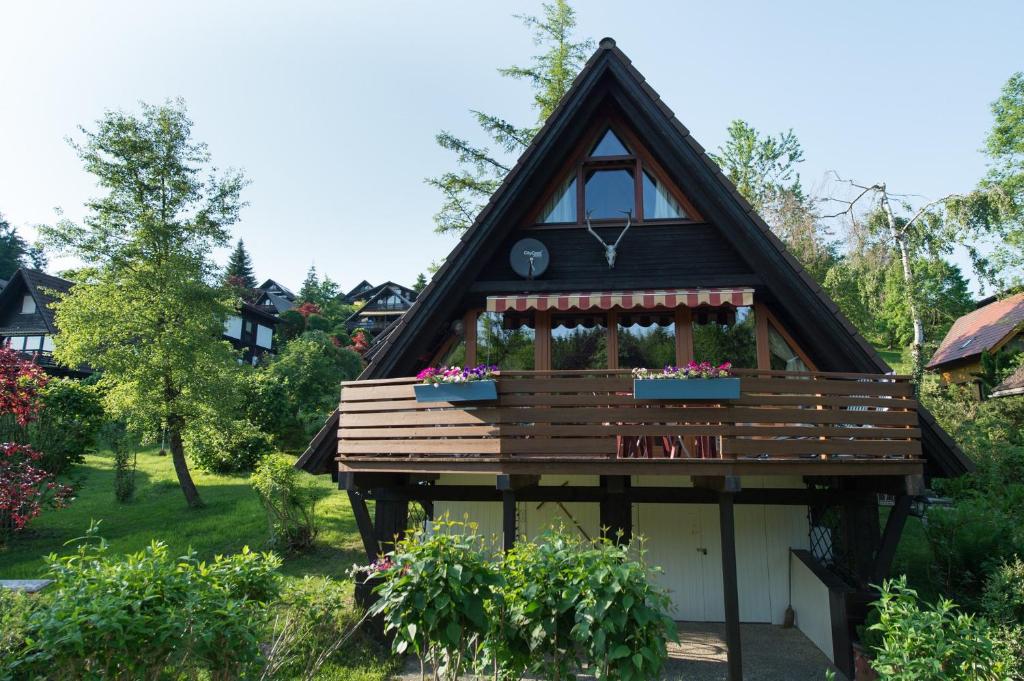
486, 288, 754, 313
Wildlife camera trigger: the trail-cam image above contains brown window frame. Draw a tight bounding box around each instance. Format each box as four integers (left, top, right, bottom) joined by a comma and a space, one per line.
528, 114, 703, 229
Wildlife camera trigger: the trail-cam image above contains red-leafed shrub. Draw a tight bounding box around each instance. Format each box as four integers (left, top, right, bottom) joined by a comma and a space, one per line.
0, 443, 74, 541
351, 331, 370, 355
296, 301, 321, 318
0, 346, 48, 425
0, 346, 73, 544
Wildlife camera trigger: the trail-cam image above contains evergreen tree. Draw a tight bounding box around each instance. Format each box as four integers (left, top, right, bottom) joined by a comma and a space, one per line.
0, 213, 46, 278
224, 238, 256, 289
413, 272, 428, 293
298, 264, 320, 303
428, 1, 592, 234
41, 100, 246, 508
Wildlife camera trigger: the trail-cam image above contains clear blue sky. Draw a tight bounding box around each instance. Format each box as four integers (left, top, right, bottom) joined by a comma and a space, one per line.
1, 1, 1020, 293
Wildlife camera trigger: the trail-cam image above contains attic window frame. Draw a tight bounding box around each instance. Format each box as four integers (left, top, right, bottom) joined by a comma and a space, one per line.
530, 115, 703, 228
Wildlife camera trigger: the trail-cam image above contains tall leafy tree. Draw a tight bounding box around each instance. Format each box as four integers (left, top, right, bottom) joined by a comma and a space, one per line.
428, 1, 592, 234
413, 272, 428, 293
224, 238, 257, 289
950, 72, 1024, 289
0, 213, 46, 278
298, 264, 320, 302
41, 100, 246, 508
710, 121, 837, 281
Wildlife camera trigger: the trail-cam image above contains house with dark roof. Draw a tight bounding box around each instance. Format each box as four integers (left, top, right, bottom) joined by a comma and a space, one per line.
223, 301, 280, 364
0, 268, 87, 376
991, 363, 1024, 398
340, 281, 418, 334
297, 39, 970, 678
253, 278, 297, 315
926, 292, 1024, 386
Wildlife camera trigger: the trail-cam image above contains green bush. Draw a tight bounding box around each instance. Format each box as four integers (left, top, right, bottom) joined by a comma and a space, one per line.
185, 417, 274, 473
369, 520, 676, 681
868, 576, 1013, 680
370, 518, 501, 680
5, 525, 281, 680
251, 453, 320, 552
982, 557, 1024, 626
0, 378, 105, 474
0, 590, 41, 675
306, 313, 333, 332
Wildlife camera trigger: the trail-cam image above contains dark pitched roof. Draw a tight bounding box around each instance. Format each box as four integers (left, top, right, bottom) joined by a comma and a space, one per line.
299, 38, 971, 479
0, 268, 74, 334
240, 301, 281, 325
342, 281, 417, 305
257, 279, 296, 300
255, 289, 294, 314
0, 278, 7, 291
927, 293, 1024, 369
991, 363, 1024, 398
344, 280, 374, 299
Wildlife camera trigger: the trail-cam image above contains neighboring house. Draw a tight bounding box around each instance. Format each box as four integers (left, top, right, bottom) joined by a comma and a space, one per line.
0, 268, 87, 376
223, 302, 279, 364
253, 278, 297, 315
991, 363, 1024, 398
341, 281, 418, 334
298, 39, 970, 679
926, 292, 1024, 386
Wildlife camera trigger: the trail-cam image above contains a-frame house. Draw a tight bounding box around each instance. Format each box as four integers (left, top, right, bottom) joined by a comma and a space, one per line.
300, 39, 970, 678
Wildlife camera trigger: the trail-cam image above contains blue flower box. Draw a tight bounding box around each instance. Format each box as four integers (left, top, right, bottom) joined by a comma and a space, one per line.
414, 380, 498, 403
633, 377, 741, 401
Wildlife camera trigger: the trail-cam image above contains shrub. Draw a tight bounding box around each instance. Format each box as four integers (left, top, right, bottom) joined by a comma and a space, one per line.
27, 378, 105, 474
306, 313, 333, 332
7, 525, 281, 680
251, 453, 320, 552
370, 518, 501, 680
185, 417, 274, 473
868, 576, 1013, 680
277, 308, 307, 341
0, 589, 41, 674
0, 443, 74, 545
982, 557, 1024, 626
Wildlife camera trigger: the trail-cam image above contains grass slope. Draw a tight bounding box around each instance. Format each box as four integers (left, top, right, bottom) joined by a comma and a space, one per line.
1, 448, 366, 580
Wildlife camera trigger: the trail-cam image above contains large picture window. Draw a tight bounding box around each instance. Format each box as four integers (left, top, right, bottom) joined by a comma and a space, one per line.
551, 313, 607, 370
692, 306, 757, 368
476, 312, 535, 370
617, 312, 676, 369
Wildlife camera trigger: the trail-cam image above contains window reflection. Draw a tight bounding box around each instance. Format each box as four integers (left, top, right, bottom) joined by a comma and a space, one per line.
617, 312, 675, 369
692, 306, 757, 368
552, 313, 607, 370
585, 169, 634, 219
477, 312, 535, 370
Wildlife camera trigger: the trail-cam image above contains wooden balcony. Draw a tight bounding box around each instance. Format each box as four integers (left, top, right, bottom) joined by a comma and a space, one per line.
336, 369, 924, 477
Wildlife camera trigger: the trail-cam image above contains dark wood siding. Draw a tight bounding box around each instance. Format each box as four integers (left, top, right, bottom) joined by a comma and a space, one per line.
473, 222, 754, 293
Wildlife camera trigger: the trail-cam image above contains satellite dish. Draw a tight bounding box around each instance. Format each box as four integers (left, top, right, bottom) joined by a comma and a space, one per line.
509, 238, 550, 279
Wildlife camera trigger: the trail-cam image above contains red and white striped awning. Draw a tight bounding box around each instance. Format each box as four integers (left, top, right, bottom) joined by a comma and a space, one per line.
486, 288, 754, 313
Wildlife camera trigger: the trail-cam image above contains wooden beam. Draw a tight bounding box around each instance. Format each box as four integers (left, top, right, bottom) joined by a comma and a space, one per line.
347, 490, 379, 562
502, 490, 517, 552
719, 490, 743, 681
374, 498, 408, 556
755, 302, 771, 371
599, 476, 632, 544
872, 494, 912, 584
496, 474, 541, 491
693, 475, 742, 493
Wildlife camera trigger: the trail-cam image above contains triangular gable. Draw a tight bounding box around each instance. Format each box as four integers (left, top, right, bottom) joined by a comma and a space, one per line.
0, 268, 74, 335
309, 38, 969, 479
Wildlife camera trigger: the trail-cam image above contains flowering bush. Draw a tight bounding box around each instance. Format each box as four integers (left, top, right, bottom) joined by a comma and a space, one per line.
0, 443, 74, 543
417, 364, 499, 385
632, 360, 732, 380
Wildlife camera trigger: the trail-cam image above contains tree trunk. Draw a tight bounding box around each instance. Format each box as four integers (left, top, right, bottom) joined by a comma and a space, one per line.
167, 415, 203, 508
881, 189, 925, 389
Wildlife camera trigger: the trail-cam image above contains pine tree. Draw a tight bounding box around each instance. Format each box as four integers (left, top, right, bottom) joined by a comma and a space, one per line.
413, 272, 428, 293
427, 1, 592, 234
298, 264, 320, 303
224, 238, 256, 289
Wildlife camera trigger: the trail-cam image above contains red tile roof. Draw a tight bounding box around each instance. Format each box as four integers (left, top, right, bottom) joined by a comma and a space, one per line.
927, 292, 1024, 368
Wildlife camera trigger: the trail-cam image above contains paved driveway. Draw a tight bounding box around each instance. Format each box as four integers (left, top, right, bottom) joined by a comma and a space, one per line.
395, 622, 845, 680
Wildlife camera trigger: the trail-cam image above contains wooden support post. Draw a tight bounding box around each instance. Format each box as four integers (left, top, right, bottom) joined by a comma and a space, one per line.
600, 475, 632, 544
719, 489, 743, 681
872, 494, 911, 584
502, 490, 517, 552
373, 498, 409, 557
347, 490, 379, 562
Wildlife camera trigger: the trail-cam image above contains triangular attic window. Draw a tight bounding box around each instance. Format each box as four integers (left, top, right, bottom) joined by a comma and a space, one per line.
590, 129, 629, 156
643, 171, 686, 219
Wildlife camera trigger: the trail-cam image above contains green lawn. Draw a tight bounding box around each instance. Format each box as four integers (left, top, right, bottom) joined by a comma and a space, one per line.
875, 347, 912, 374
0, 448, 366, 580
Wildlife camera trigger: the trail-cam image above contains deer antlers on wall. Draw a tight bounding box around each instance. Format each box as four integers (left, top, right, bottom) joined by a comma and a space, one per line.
585, 209, 632, 268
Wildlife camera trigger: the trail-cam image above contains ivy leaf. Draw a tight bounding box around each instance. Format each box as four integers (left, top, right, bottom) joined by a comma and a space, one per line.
610, 644, 631, 660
